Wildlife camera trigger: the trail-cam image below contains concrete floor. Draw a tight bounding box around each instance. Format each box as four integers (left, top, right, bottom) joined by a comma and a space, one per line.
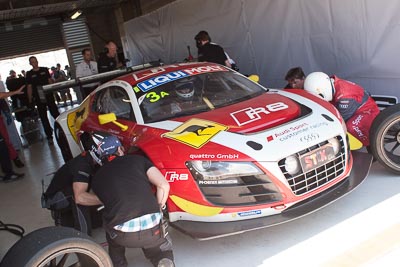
1, 139, 399, 267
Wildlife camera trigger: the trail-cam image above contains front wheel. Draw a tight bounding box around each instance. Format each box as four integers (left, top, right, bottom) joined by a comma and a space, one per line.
0, 226, 112, 267
370, 104, 400, 174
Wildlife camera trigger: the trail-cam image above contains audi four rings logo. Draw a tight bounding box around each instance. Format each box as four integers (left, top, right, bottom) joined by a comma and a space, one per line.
300, 133, 320, 142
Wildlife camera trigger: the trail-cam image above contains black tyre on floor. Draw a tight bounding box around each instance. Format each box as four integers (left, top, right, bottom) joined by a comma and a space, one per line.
369, 103, 400, 174
55, 124, 73, 163
0, 226, 112, 267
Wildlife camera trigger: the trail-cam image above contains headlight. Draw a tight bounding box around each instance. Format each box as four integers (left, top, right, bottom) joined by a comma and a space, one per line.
328, 137, 341, 155
284, 155, 301, 176
188, 161, 263, 181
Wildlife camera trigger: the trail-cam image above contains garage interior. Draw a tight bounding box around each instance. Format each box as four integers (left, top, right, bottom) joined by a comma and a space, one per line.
1, 0, 400, 266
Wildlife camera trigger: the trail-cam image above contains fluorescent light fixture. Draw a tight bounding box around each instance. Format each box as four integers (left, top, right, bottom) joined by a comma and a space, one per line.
70, 10, 82, 20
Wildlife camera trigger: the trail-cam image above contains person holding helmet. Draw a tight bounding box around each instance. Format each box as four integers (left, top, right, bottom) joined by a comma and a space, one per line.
92, 137, 174, 267
43, 132, 110, 235
304, 72, 380, 146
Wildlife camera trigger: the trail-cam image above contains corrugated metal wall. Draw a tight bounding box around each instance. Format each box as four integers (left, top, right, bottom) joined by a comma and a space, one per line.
0, 17, 63, 59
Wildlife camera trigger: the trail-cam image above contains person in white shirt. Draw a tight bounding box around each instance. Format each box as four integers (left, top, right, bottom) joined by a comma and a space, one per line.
76, 48, 99, 99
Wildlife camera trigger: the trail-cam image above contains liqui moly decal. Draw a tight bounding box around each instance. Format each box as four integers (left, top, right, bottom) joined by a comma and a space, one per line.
137, 71, 189, 92
136, 65, 226, 92
183, 65, 226, 75
230, 102, 289, 126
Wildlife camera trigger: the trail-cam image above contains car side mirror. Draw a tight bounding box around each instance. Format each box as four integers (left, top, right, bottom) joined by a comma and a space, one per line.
248, 75, 260, 83
98, 113, 128, 131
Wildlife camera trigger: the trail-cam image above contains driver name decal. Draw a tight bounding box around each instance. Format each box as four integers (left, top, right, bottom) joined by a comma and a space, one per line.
162, 118, 228, 149
230, 102, 289, 126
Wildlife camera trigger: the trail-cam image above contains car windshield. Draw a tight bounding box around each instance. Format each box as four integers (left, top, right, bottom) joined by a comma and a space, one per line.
138, 71, 266, 123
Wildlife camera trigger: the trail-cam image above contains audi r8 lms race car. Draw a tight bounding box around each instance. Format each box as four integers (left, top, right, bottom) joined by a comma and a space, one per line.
44, 62, 374, 240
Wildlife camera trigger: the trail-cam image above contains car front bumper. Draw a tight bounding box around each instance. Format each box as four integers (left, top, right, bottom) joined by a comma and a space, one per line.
170, 151, 373, 240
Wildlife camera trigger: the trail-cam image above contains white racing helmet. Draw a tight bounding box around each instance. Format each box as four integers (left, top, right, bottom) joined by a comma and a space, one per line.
303, 72, 335, 101
175, 78, 195, 101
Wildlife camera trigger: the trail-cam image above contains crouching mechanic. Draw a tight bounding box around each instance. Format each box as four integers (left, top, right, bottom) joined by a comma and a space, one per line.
91, 136, 174, 267
304, 72, 380, 146
43, 133, 105, 235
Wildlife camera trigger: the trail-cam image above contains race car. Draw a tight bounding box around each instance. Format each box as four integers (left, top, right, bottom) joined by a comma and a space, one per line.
47, 62, 372, 239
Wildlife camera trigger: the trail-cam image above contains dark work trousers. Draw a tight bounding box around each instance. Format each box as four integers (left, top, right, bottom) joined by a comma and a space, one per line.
106, 224, 174, 267
35, 93, 60, 138
0, 133, 13, 176
61, 187, 93, 236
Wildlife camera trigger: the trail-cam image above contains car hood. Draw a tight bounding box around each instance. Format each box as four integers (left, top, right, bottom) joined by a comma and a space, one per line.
179, 93, 303, 134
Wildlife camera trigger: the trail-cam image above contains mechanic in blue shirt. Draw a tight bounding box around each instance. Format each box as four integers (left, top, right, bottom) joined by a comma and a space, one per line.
91, 136, 174, 267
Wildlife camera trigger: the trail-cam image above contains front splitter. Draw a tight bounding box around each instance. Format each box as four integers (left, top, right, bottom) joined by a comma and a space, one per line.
170, 151, 373, 240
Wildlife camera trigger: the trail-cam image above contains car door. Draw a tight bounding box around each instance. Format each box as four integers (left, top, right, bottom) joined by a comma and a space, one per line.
80, 84, 137, 147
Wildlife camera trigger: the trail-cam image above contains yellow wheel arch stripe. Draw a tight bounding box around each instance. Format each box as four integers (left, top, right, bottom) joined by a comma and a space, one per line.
170, 195, 223, 217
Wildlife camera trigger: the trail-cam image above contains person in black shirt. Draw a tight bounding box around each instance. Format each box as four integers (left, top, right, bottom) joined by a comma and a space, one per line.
97, 41, 122, 73
26, 56, 60, 144
195, 30, 231, 67
284, 67, 306, 89
44, 132, 104, 235
92, 136, 174, 267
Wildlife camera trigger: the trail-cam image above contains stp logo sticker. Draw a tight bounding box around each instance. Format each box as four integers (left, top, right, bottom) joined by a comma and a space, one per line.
67, 100, 90, 142
162, 118, 228, 149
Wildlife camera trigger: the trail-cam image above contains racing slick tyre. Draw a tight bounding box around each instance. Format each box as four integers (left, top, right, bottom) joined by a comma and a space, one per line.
0, 226, 112, 267
55, 124, 73, 163
369, 103, 400, 174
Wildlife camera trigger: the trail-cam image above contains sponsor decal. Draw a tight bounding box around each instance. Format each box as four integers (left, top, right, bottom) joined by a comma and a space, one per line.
189, 153, 239, 160
300, 144, 335, 172
230, 102, 289, 126
135, 65, 227, 92
267, 121, 328, 142
350, 114, 366, 141
198, 179, 238, 185
67, 100, 90, 142
137, 71, 189, 92
165, 171, 189, 182
237, 210, 262, 217
183, 65, 226, 75
299, 133, 320, 143
162, 118, 228, 149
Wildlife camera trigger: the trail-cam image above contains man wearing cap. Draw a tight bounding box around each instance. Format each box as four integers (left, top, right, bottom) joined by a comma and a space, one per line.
92, 136, 174, 267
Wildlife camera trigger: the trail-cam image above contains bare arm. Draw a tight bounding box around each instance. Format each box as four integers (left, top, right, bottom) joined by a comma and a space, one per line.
0, 85, 25, 99
146, 166, 170, 207
26, 84, 33, 104
73, 182, 102, 206
224, 59, 232, 68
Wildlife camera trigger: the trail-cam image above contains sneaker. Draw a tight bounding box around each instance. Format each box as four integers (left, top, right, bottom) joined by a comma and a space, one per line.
13, 157, 25, 168
2, 172, 24, 183
157, 258, 175, 267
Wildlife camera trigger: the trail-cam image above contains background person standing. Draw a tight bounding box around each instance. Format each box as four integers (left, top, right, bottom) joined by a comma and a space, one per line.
26, 56, 60, 145
76, 48, 99, 98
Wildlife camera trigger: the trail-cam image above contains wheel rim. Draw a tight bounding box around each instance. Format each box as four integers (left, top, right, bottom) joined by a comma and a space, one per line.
380, 117, 400, 169
38, 247, 105, 267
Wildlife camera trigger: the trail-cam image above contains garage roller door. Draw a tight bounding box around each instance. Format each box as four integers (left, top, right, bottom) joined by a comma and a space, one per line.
0, 17, 63, 59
